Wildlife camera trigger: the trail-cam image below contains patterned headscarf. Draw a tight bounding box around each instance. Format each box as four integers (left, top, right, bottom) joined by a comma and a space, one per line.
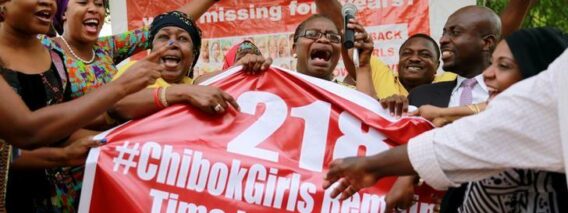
150, 11, 202, 78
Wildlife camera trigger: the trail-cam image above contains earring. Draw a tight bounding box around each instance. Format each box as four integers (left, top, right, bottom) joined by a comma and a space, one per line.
293, 53, 297, 58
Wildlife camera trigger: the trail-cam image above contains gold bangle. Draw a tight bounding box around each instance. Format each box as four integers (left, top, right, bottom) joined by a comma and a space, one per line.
466, 105, 478, 114
159, 86, 169, 107
473, 103, 480, 113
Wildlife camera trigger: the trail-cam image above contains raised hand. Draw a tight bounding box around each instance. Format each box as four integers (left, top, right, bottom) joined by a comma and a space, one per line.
347, 18, 374, 67
234, 54, 273, 75
113, 44, 173, 95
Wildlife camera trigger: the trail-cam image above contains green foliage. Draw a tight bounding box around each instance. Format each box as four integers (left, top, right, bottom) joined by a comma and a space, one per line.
478, 0, 568, 32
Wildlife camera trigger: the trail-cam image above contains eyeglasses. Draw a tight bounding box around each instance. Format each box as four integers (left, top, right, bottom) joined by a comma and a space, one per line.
300, 29, 342, 43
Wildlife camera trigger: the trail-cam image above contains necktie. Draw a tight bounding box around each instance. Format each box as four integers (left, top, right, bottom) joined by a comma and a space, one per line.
459, 78, 478, 106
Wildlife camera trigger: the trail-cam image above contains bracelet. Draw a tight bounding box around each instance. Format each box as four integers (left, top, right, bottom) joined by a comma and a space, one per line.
159, 86, 169, 108
153, 87, 165, 109
467, 104, 479, 114
473, 103, 481, 113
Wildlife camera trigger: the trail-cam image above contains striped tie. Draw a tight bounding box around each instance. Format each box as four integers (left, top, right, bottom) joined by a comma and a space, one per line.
460, 78, 478, 106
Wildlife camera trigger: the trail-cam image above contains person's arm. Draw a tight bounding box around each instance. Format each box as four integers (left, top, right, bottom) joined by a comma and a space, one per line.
98, 0, 219, 64
177, 0, 218, 20
315, 0, 343, 28
500, 0, 537, 38
324, 54, 564, 198
410, 103, 487, 127
345, 19, 376, 97
0, 46, 166, 149
111, 84, 239, 120
10, 131, 101, 170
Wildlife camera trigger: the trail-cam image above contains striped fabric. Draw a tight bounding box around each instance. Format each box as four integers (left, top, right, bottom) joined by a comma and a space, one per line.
459, 169, 567, 213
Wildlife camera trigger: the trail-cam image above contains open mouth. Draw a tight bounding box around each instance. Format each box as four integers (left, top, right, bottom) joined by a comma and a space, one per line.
34, 10, 52, 23
160, 55, 181, 69
83, 18, 100, 33
310, 48, 332, 64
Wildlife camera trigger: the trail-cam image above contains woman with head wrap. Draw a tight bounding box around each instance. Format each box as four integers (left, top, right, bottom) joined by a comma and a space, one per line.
383, 27, 568, 213
43, 0, 217, 98
33, 1, 222, 210
111, 11, 248, 118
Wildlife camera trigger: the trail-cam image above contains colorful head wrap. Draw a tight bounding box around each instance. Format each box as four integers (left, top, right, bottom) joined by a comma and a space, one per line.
150, 11, 202, 78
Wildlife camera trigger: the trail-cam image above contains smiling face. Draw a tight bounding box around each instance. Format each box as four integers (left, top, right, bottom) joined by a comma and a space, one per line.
398, 36, 439, 88
152, 26, 195, 84
439, 14, 485, 75
482, 41, 522, 100
293, 16, 341, 80
63, 0, 105, 43
3, 0, 57, 35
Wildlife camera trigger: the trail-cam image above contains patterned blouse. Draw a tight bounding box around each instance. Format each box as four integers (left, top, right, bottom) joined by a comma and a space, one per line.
41, 28, 151, 99
38, 28, 151, 212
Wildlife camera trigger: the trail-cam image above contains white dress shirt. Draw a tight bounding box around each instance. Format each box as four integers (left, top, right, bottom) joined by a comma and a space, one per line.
406, 49, 568, 191
448, 74, 489, 107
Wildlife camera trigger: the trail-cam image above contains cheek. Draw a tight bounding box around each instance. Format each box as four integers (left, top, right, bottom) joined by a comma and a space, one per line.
494, 72, 517, 90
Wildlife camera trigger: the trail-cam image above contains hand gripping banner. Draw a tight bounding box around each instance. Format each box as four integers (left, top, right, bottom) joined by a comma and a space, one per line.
79, 66, 437, 213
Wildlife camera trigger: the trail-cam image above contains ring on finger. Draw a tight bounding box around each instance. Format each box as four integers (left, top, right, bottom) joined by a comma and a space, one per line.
214, 103, 223, 112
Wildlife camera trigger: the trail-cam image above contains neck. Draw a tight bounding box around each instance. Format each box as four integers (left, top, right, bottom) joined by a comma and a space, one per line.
460, 56, 491, 79
61, 33, 96, 53
0, 24, 40, 49
298, 69, 333, 81
400, 80, 421, 92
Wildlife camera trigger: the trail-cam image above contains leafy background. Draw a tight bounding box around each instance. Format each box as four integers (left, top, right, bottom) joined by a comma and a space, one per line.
478, 0, 568, 31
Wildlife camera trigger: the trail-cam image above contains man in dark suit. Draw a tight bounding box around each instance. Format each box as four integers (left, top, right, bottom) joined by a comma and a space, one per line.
388, 6, 501, 213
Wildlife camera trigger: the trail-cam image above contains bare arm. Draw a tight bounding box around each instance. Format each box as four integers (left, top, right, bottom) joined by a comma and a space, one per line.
316, 0, 343, 28
10, 130, 100, 170
0, 75, 149, 149
410, 103, 487, 127
316, 0, 359, 80
0, 46, 167, 149
178, 0, 218, 20
500, 0, 537, 38
111, 84, 239, 120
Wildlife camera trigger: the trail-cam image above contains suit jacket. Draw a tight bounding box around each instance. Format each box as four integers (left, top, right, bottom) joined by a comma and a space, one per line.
407, 79, 465, 213
408, 80, 457, 107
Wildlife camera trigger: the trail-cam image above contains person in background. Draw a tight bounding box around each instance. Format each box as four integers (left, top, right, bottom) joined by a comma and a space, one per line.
388, 6, 502, 212
292, 14, 375, 97
111, 11, 274, 119
410, 27, 568, 213
322, 47, 568, 211
221, 40, 263, 70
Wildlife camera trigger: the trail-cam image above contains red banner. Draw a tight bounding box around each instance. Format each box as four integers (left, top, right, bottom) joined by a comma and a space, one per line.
125, 0, 429, 78
80, 67, 438, 212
